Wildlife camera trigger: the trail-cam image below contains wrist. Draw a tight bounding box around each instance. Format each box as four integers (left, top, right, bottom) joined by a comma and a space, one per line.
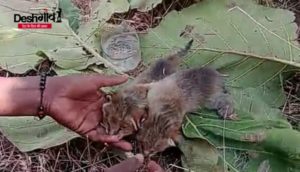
0, 77, 40, 116
42, 76, 60, 118
0, 76, 60, 118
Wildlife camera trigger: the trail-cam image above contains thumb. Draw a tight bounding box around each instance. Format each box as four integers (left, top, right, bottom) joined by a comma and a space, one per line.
103, 154, 144, 172
82, 74, 128, 87
147, 160, 164, 172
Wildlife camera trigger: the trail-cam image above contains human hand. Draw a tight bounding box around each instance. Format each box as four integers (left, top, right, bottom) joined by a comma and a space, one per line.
103, 154, 164, 172
43, 74, 131, 150
147, 160, 165, 172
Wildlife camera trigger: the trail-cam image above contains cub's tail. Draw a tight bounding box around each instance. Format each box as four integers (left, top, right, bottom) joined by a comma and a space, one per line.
147, 39, 194, 81
176, 39, 194, 58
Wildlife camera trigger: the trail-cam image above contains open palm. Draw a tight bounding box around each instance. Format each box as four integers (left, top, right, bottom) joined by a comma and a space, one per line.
44, 74, 131, 150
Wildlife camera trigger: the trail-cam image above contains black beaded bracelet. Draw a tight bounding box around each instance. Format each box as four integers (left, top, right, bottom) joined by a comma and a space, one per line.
37, 72, 47, 120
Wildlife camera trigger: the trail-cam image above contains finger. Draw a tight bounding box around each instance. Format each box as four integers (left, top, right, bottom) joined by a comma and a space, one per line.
87, 130, 119, 143
147, 160, 164, 172
94, 127, 133, 150
104, 154, 144, 172
90, 74, 129, 87
110, 140, 133, 151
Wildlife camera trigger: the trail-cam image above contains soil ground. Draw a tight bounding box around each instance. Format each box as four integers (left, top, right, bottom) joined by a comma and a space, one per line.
0, 0, 299, 171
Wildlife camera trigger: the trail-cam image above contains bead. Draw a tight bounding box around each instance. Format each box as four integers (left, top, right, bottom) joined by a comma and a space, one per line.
37, 71, 49, 120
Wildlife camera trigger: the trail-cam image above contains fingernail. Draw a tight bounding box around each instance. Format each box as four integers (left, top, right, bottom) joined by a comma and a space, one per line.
117, 134, 125, 140
108, 135, 120, 142
147, 161, 164, 172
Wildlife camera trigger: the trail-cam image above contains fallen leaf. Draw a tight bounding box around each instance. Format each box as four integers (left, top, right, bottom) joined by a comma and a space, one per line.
129, 0, 162, 12
140, 0, 300, 170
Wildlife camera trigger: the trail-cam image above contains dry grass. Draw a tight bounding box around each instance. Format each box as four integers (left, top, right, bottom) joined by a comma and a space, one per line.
0, 134, 183, 171
0, 135, 126, 172
107, 0, 200, 31
260, 0, 300, 42
1, 0, 300, 172
282, 72, 300, 129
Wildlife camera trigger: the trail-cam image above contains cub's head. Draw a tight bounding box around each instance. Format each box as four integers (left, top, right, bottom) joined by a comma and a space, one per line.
101, 85, 150, 138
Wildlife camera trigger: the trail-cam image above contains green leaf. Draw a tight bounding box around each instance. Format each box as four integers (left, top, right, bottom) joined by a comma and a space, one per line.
184, 96, 300, 171
179, 139, 221, 172
140, 0, 300, 77
76, 1, 130, 59
139, 0, 300, 170
0, 20, 101, 74
43, 47, 99, 70
182, 114, 300, 170
58, 0, 80, 32
0, 0, 101, 74
129, 0, 162, 12
0, 0, 98, 152
0, 116, 79, 152
220, 149, 296, 172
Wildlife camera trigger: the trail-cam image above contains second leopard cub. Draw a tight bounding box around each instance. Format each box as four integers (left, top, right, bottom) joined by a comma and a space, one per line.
136, 67, 236, 156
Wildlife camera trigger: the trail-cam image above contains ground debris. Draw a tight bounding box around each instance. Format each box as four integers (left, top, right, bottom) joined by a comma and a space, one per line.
258, 0, 300, 43
107, 0, 201, 32
282, 72, 300, 129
